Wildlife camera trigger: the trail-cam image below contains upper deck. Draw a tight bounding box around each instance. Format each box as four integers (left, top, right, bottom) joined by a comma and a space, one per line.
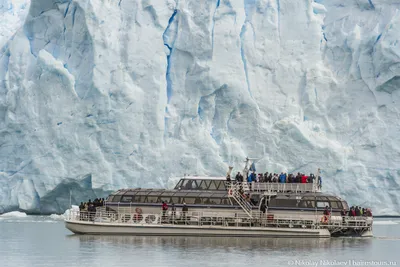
172, 177, 320, 193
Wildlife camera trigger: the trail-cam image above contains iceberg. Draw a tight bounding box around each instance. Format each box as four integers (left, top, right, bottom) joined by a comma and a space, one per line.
0, 211, 28, 217
0, 0, 399, 215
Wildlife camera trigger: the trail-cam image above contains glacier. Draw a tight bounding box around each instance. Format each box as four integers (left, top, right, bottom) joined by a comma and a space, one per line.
0, 0, 400, 215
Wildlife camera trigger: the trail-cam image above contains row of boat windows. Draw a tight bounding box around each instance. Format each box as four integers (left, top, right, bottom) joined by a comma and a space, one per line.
109, 195, 344, 209
174, 179, 227, 190
110, 191, 228, 202
111, 195, 230, 205
270, 200, 344, 209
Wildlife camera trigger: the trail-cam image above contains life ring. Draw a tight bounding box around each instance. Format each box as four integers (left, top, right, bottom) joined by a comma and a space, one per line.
320, 215, 329, 224
135, 207, 143, 214
132, 213, 143, 223
228, 189, 233, 195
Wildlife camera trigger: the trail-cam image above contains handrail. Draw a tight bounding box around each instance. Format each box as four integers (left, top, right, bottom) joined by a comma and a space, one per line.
66, 209, 373, 230
227, 183, 253, 218
232, 182, 320, 193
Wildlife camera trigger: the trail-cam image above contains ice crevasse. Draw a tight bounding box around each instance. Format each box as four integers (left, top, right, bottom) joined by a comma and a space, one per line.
0, 0, 400, 215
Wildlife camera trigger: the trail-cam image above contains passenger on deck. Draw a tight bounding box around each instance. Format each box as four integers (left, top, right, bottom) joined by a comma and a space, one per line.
301, 174, 308, 184
349, 207, 356, 217
323, 206, 330, 216
247, 172, 253, 183
264, 172, 269, 182
226, 175, 231, 183
162, 201, 168, 220
260, 201, 266, 214
309, 173, 315, 183
318, 175, 322, 189
235, 172, 242, 182
88, 202, 95, 221
79, 202, 84, 220
171, 203, 176, 221
340, 209, 346, 216
279, 172, 285, 183
182, 203, 188, 223
296, 173, 301, 183
341, 209, 346, 223
268, 173, 273, 183
355, 206, 360, 216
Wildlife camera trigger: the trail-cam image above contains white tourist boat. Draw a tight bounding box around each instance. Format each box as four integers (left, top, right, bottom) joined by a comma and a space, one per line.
65, 159, 373, 238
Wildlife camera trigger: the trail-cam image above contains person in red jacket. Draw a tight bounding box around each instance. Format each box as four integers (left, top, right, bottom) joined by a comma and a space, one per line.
162, 201, 168, 221
301, 174, 308, 183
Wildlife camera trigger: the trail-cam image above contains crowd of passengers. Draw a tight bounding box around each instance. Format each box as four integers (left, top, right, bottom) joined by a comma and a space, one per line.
230, 171, 322, 188
78, 198, 105, 220
322, 205, 373, 221
340, 206, 372, 217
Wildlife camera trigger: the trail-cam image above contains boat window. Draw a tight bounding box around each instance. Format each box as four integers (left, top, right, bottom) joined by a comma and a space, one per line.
194, 197, 202, 204
146, 196, 159, 203
328, 197, 338, 201
316, 196, 329, 201
170, 197, 180, 204
112, 195, 123, 202
121, 196, 133, 202
268, 199, 276, 206
316, 201, 330, 208
207, 181, 218, 190
219, 181, 228, 190
342, 201, 349, 210
202, 198, 211, 204
299, 201, 307, 208
174, 179, 184, 189
221, 198, 229, 205
134, 195, 143, 203
275, 199, 298, 207
215, 181, 223, 190
330, 201, 343, 209
209, 198, 221, 205
197, 180, 208, 190
307, 201, 315, 208
183, 197, 195, 204
181, 179, 195, 190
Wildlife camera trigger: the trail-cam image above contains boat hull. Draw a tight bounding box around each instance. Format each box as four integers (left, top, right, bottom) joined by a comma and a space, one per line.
65, 220, 331, 238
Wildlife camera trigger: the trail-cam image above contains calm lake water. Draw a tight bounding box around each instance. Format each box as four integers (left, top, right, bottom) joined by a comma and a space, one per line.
0, 216, 399, 267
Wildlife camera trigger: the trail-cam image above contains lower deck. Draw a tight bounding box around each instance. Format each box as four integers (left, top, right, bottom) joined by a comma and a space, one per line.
65, 209, 373, 238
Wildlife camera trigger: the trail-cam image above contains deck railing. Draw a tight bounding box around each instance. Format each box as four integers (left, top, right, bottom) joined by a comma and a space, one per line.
230, 182, 320, 193
66, 209, 372, 229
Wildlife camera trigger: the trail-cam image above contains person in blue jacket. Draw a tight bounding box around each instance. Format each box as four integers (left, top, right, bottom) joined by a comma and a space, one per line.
279, 172, 285, 183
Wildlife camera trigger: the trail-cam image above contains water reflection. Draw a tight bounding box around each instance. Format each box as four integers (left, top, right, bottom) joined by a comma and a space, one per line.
70, 234, 372, 252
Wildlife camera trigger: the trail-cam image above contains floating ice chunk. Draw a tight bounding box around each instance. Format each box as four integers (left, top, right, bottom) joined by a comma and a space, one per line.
0, 211, 28, 218
49, 214, 65, 220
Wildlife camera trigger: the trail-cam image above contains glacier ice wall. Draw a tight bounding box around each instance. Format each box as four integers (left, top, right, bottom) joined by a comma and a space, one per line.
0, 0, 399, 214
